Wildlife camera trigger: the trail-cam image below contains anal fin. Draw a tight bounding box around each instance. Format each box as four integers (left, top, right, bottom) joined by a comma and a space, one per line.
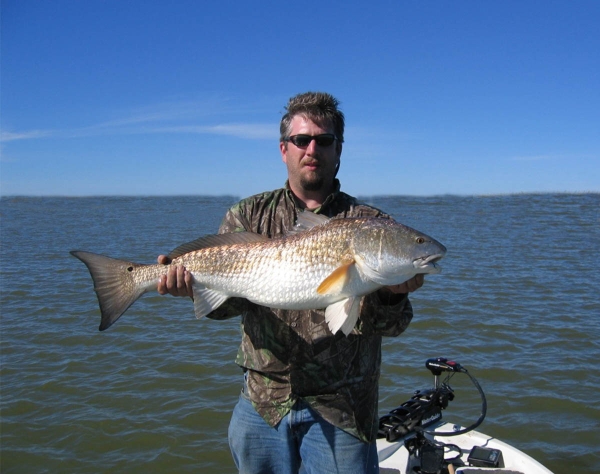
325, 297, 361, 336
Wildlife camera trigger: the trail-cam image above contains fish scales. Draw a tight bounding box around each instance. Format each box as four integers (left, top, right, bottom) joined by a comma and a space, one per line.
71, 216, 446, 334
173, 220, 356, 306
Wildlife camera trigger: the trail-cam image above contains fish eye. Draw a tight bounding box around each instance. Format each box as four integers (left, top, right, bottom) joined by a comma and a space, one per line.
416, 237, 425, 244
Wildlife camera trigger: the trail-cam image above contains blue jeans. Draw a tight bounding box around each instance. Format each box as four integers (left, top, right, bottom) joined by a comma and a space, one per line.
228, 391, 379, 474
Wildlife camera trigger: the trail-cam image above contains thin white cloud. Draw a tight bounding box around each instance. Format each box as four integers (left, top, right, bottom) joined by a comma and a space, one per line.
1, 97, 276, 143
153, 124, 276, 139
510, 154, 555, 161
1, 121, 276, 142
0, 130, 54, 142
94, 98, 225, 128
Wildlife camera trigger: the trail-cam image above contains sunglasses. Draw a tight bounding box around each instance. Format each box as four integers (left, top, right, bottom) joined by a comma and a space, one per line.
285, 134, 338, 148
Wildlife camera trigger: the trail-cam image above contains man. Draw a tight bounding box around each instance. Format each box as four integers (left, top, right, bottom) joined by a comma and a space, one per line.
158, 92, 424, 474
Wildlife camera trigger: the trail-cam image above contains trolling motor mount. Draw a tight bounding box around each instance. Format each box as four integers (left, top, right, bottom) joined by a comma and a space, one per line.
377, 358, 460, 442
378, 357, 486, 439
378, 358, 489, 474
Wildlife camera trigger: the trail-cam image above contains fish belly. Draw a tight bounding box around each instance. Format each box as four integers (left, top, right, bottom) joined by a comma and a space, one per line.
183, 240, 371, 310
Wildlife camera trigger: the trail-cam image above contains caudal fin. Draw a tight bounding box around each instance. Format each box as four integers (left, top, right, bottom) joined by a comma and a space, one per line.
71, 250, 147, 331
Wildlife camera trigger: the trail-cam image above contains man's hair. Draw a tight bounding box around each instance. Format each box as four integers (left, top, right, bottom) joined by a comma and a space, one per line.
280, 92, 345, 146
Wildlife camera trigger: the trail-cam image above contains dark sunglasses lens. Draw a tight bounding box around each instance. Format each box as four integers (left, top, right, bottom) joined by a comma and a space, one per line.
289, 134, 336, 147
315, 135, 335, 146
291, 135, 312, 147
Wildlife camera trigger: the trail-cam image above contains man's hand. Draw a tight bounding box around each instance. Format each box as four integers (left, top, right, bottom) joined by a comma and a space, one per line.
157, 255, 194, 298
385, 274, 425, 294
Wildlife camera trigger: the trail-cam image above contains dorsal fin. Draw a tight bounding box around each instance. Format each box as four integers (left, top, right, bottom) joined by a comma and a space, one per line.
289, 211, 330, 234
168, 232, 269, 259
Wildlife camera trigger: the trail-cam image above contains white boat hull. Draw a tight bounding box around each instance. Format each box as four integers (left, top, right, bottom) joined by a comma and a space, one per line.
377, 420, 553, 474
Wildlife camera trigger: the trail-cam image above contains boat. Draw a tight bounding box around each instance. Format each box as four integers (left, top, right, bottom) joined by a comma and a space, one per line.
376, 358, 553, 474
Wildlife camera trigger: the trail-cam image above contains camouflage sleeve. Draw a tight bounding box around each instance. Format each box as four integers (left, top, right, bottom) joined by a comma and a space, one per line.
218, 205, 249, 234
205, 204, 254, 320
357, 291, 414, 337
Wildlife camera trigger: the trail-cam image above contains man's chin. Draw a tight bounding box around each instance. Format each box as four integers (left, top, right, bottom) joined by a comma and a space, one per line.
300, 177, 325, 192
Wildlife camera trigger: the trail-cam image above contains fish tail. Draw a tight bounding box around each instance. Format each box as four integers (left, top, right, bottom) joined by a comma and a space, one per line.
71, 250, 148, 331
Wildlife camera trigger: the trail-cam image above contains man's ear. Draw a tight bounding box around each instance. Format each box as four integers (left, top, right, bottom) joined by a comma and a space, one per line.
280, 141, 288, 164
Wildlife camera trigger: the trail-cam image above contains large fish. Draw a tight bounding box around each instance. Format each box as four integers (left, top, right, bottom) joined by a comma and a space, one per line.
71, 213, 446, 335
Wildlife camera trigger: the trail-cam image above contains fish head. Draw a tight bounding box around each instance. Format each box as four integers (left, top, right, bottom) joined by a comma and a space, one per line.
351, 219, 447, 286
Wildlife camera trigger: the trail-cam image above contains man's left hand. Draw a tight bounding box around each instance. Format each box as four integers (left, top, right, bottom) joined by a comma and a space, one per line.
385, 274, 425, 294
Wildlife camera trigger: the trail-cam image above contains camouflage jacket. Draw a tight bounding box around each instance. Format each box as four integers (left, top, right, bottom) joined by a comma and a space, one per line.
207, 180, 414, 442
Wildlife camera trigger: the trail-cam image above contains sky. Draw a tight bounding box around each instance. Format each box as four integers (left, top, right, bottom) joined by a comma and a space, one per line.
1, 0, 598, 197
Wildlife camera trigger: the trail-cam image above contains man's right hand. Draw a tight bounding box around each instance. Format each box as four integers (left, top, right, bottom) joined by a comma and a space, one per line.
157, 255, 194, 298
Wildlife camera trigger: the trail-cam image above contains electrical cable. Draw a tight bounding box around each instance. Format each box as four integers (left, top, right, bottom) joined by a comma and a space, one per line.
421, 367, 487, 437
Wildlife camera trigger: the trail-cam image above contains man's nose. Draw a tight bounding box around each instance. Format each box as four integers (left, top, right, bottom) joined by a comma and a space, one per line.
305, 138, 318, 154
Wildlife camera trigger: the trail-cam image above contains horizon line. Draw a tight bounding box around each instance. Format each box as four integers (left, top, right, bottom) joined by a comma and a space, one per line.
1, 190, 598, 200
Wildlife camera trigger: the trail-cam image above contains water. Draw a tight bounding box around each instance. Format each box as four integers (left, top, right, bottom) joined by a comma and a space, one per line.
1, 194, 599, 473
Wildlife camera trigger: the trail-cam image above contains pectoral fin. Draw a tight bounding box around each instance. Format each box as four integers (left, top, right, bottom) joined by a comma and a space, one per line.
192, 284, 229, 319
325, 297, 361, 336
317, 261, 355, 295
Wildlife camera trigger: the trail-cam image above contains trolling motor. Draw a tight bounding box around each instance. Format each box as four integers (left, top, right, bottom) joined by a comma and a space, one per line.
378, 358, 488, 474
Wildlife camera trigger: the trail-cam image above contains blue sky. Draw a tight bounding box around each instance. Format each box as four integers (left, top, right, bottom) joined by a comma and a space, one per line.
1, 1, 598, 197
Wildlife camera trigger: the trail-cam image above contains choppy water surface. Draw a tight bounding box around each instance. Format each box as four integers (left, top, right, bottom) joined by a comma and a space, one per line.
1, 194, 599, 473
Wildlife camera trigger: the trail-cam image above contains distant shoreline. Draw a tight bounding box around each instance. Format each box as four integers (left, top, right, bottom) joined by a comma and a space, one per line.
1, 191, 598, 200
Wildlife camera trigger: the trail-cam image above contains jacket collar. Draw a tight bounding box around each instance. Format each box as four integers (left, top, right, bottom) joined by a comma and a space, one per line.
284, 179, 341, 214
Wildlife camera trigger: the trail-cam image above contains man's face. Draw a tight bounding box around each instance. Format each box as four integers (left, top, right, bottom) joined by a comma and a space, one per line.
280, 115, 341, 194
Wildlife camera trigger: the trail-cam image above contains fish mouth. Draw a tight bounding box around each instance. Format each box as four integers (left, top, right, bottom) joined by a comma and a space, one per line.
413, 254, 444, 273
